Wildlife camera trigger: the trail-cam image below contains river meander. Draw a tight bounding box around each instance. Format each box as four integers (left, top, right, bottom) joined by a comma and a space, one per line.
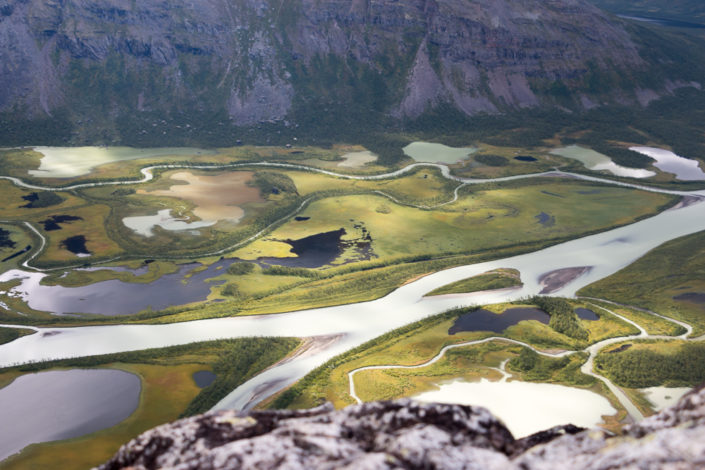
1, 153, 705, 454
1, 186, 704, 412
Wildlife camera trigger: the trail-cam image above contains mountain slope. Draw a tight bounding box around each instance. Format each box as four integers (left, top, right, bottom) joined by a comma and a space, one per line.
0, 0, 703, 143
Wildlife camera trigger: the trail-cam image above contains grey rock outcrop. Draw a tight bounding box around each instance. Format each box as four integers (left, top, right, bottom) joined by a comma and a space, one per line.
0, 0, 701, 133
99, 384, 705, 470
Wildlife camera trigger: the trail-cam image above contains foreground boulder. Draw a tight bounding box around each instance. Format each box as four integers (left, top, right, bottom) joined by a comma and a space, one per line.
100, 385, 705, 469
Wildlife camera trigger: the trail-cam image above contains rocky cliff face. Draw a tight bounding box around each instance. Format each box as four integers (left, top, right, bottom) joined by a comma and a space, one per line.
99, 384, 705, 470
0, 0, 700, 137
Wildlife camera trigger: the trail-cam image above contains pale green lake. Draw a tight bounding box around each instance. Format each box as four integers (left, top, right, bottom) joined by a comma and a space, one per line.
403, 142, 477, 164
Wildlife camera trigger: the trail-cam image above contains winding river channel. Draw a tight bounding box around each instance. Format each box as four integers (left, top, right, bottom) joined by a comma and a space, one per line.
2, 158, 705, 427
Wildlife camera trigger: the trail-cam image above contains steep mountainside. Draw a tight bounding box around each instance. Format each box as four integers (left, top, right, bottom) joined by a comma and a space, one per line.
0, 0, 703, 144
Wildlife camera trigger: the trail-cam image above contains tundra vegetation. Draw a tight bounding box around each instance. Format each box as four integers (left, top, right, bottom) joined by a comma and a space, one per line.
0, 138, 702, 466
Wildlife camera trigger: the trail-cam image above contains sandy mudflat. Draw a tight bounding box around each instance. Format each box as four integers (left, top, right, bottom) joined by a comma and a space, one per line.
538, 266, 592, 294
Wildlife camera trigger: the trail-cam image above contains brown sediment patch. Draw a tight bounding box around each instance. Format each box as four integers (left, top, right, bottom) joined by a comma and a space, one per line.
538, 266, 592, 294
668, 195, 705, 211
138, 171, 264, 224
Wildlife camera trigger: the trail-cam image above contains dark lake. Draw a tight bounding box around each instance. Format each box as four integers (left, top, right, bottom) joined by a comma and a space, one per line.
27, 260, 230, 315
514, 156, 537, 162
449, 307, 550, 335
60, 235, 90, 255
257, 227, 374, 268
0, 369, 140, 461
193, 370, 217, 388
41, 215, 83, 231
575, 308, 599, 321
575, 308, 600, 321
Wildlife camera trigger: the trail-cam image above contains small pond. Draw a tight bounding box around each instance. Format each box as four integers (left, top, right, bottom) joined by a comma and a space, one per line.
193, 370, 217, 388
673, 292, 705, 304
402, 142, 477, 164
448, 307, 550, 335
575, 308, 599, 321
414, 378, 615, 438
0, 369, 140, 461
514, 156, 537, 162
41, 215, 83, 231
61, 235, 91, 257
550, 145, 656, 179
535, 212, 555, 227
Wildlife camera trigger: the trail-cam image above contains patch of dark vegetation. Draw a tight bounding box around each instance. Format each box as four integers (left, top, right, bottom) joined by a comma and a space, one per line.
448, 307, 549, 335
514, 155, 537, 162
0, 327, 35, 345
588, 144, 655, 169
21, 191, 64, 209
111, 188, 136, 196
509, 347, 571, 381
227, 261, 255, 276
474, 154, 509, 167
608, 344, 632, 354
541, 191, 564, 198
40, 215, 83, 231
60, 235, 90, 255
535, 212, 556, 227
1, 245, 31, 263
0, 228, 15, 249
260, 265, 320, 278
595, 342, 705, 387
251, 172, 298, 197
221, 283, 242, 298
532, 297, 589, 341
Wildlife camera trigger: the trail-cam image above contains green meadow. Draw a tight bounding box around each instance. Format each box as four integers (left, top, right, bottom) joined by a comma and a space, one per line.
269, 299, 637, 417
